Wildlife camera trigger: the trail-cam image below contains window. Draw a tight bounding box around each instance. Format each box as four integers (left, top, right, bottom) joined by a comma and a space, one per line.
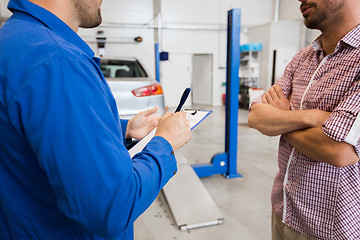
100, 59, 148, 79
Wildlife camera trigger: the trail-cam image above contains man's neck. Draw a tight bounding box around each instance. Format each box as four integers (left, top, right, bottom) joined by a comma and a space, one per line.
28, 0, 79, 32
319, 5, 360, 56
321, 23, 358, 56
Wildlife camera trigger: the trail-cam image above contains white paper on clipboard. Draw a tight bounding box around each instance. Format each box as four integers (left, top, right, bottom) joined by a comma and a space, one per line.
128, 110, 212, 158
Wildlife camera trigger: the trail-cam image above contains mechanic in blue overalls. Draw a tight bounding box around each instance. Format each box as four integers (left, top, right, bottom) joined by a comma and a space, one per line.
0, 0, 191, 239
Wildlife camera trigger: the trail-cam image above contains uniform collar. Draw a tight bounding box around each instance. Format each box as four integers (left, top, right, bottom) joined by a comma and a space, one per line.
8, 0, 95, 59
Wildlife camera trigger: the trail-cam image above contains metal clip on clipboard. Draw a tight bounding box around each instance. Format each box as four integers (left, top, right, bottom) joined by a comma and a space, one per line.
184, 109, 200, 115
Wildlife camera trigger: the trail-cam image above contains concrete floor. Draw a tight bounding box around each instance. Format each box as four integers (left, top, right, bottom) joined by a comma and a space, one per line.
134, 106, 280, 240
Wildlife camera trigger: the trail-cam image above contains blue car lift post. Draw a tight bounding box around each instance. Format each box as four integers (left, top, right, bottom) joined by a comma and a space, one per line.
192, 9, 242, 179
154, 43, 160, 82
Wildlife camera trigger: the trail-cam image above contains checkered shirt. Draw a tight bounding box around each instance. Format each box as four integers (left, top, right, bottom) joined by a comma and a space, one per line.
253, 25, 360, 240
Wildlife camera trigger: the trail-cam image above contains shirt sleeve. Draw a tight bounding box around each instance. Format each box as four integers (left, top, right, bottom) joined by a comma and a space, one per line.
7, 55, 177, 239
322, 77, 360, 155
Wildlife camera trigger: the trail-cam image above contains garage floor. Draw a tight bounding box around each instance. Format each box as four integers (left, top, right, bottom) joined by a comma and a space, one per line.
134, 106, 280, 240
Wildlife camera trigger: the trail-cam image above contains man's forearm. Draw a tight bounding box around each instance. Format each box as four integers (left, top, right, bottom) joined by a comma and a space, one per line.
284, 128, 359, 167
248, 103, 318, 136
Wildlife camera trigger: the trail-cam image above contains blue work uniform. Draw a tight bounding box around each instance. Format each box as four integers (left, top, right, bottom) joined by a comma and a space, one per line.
0, 0, 177, 239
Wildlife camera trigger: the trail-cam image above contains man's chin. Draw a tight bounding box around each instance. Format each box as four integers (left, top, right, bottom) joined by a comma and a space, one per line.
80, 17, 102, 29
304, 18, 317, 30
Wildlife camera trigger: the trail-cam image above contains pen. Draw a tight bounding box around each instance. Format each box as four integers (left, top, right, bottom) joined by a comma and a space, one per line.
175, 88, 191, 112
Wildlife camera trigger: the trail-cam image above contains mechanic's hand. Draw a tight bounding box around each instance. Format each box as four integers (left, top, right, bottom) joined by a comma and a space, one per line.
155, 111, 191, 151
262, 85, 290, 110
126, 106, 161, 140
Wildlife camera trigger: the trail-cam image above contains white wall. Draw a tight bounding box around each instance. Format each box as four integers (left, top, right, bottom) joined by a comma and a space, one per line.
279, 0, 303, 21
162, 0, 274, 27
78, 0, 278, 107
159, 0, 276, 107
1, 0, 322, 107
279, 0, 321, 46
79, 0, 157, 78
243, 1, 322, 91
79, 27, 156, 78
2, 0, 320, 106
76, 0, 322, 107
79, 0, 274, 106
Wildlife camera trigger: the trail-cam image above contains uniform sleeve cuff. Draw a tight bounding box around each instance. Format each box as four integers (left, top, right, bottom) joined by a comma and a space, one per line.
120, 119, 130, 145
142, 136, 177, 187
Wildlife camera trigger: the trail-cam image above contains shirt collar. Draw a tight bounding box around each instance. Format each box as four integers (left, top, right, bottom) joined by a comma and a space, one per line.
8, 0, 95, 59
341, 24, 360, 49
312, 24, 360, 52
312, 36, 323, 52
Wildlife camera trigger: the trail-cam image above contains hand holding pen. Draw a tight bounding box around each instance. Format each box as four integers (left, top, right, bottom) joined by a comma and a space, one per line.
175, 88, 191, 112
155, 88, 192, 151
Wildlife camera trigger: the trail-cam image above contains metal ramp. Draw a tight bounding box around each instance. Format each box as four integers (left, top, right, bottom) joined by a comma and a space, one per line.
163, 154, 224, 231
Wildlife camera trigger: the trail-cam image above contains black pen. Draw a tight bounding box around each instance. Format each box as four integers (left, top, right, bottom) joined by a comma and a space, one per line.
175, 88, 191, 112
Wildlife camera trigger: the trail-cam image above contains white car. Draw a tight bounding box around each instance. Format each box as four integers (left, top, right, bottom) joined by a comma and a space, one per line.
100, 57, 166, 119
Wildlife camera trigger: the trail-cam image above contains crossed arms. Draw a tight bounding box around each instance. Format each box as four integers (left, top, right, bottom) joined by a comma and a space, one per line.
248, 85, 359, 168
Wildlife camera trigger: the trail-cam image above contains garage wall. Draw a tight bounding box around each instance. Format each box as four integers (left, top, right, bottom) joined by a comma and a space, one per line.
78, 0, 157, 83
78, 0, 278, 107
279, 1, 321, 46
2, 0, 310, 108
162, 0, 274, 27
279, 0, 303, 21
159, 0, 276, 107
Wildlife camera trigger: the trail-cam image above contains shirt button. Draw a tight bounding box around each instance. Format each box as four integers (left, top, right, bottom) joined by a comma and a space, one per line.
171, 151, 174, 155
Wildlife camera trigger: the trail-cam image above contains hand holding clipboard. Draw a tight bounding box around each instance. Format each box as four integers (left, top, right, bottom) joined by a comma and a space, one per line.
128, 88, 212, 157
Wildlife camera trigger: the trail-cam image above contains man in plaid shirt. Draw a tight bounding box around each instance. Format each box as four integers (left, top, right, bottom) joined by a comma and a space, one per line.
248, 0, 360, 239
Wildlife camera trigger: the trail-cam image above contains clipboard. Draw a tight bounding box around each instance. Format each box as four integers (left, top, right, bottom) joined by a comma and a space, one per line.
128, 109, 212, 158
184, 109, 212, 130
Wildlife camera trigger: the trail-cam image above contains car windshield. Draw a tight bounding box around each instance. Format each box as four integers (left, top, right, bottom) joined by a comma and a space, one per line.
100, 59, 148, 78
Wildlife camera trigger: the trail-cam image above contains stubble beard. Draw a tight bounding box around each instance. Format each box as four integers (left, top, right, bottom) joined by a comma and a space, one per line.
74, 0, 102, 29
303, 0, 345, 30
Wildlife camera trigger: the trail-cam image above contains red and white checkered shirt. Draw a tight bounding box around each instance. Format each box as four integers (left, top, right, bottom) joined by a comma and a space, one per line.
253, 24, 360, 240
